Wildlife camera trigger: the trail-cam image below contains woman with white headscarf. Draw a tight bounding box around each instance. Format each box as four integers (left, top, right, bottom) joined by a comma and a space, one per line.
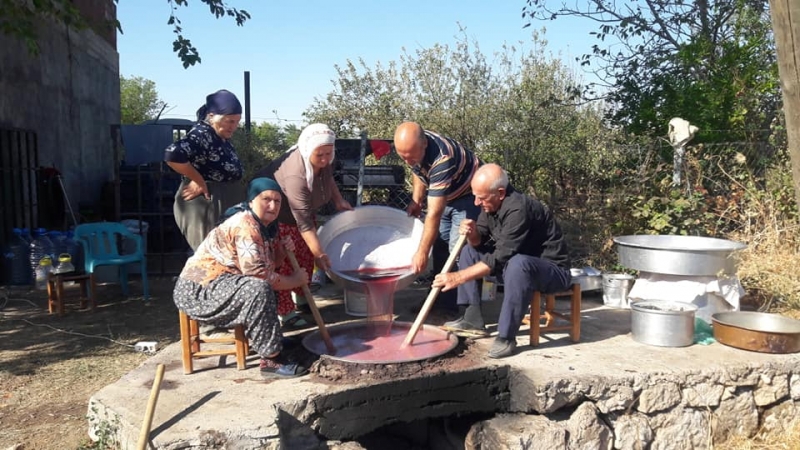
255, 124, 353, 327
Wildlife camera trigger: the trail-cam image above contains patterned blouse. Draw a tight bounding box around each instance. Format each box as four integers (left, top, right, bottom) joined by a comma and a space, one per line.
178, 210, 281, 286
163, 121, 243, 182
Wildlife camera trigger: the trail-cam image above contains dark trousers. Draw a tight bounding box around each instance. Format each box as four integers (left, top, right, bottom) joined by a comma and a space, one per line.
431, 194, 480, 311
457, 245, 571, 339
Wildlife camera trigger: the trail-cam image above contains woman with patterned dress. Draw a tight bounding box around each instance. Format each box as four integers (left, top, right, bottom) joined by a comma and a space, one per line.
172, 177, 310, 377
255, 124, 353, 327
164, 89, 246, 251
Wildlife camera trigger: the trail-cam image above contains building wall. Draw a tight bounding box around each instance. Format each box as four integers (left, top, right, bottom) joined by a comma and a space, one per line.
0, 1, 119, 215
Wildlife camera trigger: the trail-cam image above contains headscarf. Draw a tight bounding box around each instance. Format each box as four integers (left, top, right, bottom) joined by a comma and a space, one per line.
195, 89, 243, 122
220, 177, 282, 240
288, 123, 336, 191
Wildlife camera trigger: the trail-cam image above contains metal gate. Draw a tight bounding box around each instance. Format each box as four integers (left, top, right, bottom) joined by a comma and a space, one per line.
0, 128, 39, 250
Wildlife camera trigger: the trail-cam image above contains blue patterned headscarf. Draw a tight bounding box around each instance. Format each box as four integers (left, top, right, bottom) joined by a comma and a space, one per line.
196, 89, 242, 121
220, 177, 283, 239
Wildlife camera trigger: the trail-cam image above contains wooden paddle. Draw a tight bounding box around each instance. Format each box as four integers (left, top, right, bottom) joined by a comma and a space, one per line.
402, 233, 468, 348
136, 363, 165, 450
287, 250, 336, 354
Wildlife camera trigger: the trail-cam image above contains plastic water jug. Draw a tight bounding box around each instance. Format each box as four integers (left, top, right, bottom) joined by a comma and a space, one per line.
34, 256, 53, 290
29, 228, 55, 280
52, 253, 75, 275
65, 231, 83, 274
4, 228, 32, 285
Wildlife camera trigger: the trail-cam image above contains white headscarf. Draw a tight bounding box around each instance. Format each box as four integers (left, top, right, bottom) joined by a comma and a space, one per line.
290, 123, 336, 191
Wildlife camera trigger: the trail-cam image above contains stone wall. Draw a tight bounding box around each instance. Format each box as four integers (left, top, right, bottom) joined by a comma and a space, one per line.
469, 361, 800, 449
0, 14, 119, 213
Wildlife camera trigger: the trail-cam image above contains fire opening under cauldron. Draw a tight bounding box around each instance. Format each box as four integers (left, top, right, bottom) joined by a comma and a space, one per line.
310, 206, 458, 364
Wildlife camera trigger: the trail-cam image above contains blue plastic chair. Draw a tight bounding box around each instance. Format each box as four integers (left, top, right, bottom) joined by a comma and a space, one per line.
74, 222, 150, 301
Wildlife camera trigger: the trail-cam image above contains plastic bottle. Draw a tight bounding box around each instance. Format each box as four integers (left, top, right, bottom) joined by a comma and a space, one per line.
29, 228, 55, 284
48, 231, 68, 255
65, 230, 84, 274
52, 253, 75, 275
34, 255, 53, 290
5, 228, 32, 285
20, 228, 33, 244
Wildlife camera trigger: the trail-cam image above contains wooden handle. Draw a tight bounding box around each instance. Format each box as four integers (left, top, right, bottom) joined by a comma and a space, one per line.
287, 250, 336, 354
136, 363, 165, 450
402, 233, 468, 347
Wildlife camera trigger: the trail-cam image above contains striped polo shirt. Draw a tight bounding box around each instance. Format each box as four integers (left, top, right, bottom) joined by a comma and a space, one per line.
411, 130, 482, 202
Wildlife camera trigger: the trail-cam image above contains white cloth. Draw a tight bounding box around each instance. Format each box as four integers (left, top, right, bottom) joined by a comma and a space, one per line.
293, 123, 336, 191
628, 272, 744, 323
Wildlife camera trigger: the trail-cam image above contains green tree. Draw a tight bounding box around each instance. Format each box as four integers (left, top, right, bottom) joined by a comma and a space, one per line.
232, 122, 303, 181
304, 30, 616, 203
119, 75, 167, 124
522, 1, 780, 143
1, 0, 249, 68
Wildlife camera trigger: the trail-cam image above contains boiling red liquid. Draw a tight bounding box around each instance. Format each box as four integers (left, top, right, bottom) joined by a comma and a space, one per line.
305, 267, 455, 362
318, 323, 454, 362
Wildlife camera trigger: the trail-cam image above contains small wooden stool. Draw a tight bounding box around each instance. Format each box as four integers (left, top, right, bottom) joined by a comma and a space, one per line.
527, 283, 582, 347
179, 311, 249, 374
47, 272, 94, 316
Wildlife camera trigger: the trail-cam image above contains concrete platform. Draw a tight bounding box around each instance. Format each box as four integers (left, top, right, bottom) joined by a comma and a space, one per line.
88, 283, 800, 449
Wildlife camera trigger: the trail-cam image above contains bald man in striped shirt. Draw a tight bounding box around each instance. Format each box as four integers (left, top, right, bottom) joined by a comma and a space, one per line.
394, 121, 483, 313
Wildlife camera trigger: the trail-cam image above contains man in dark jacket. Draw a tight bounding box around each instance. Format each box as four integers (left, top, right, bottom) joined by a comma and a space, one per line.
432, 163, 572, 358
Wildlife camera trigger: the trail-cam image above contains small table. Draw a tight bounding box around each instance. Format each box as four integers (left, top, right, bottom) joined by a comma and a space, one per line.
47, 272, 94, 316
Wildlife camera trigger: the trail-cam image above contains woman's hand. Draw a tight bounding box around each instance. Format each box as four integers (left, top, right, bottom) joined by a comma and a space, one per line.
334, 197, 353, 212
287, 268, 309, 289
280, 236, 295, 253
181, 179, 210, 201
315, 253, 332, 272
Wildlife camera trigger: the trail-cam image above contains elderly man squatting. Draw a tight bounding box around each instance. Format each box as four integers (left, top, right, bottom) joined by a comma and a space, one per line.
432, 163, 572, 359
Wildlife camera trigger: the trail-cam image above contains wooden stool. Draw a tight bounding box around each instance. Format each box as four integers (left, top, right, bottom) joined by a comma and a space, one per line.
527, 283, 582, 347
47, 273, 94, 316
179, 311, 249, 374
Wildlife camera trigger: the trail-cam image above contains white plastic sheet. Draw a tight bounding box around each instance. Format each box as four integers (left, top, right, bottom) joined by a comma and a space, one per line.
628, 271, 744, 323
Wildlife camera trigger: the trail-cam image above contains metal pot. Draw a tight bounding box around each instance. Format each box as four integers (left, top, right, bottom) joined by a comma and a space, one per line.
318, 206, 425, 294
631, 300, 698, 347
711, 311, 800, 354
613, 235, 746, 276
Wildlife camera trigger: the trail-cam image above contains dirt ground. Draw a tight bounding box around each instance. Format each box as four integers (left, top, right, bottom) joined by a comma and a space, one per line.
0, 276, 478, 449
0, 278, 179, 449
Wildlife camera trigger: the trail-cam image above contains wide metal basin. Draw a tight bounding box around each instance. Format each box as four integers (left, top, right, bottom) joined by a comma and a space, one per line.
712, 311, 800, 354
318, 206, 425, 294
613, 235, 746, 276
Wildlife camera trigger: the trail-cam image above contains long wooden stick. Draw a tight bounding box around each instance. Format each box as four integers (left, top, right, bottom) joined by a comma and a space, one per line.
402, 234, 468, 347
136, 363, 165, 450
287, 250, 336, 354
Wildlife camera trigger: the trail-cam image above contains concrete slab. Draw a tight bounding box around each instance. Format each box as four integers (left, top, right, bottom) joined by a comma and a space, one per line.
88, 283, 800, 449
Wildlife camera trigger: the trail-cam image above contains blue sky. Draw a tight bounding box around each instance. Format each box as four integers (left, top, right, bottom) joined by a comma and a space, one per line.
117, 1, 596, 126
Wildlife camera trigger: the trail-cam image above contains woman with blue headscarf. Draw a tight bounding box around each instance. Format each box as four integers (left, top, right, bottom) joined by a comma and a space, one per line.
173, 177, 310, 378
164, 89, 246, 251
